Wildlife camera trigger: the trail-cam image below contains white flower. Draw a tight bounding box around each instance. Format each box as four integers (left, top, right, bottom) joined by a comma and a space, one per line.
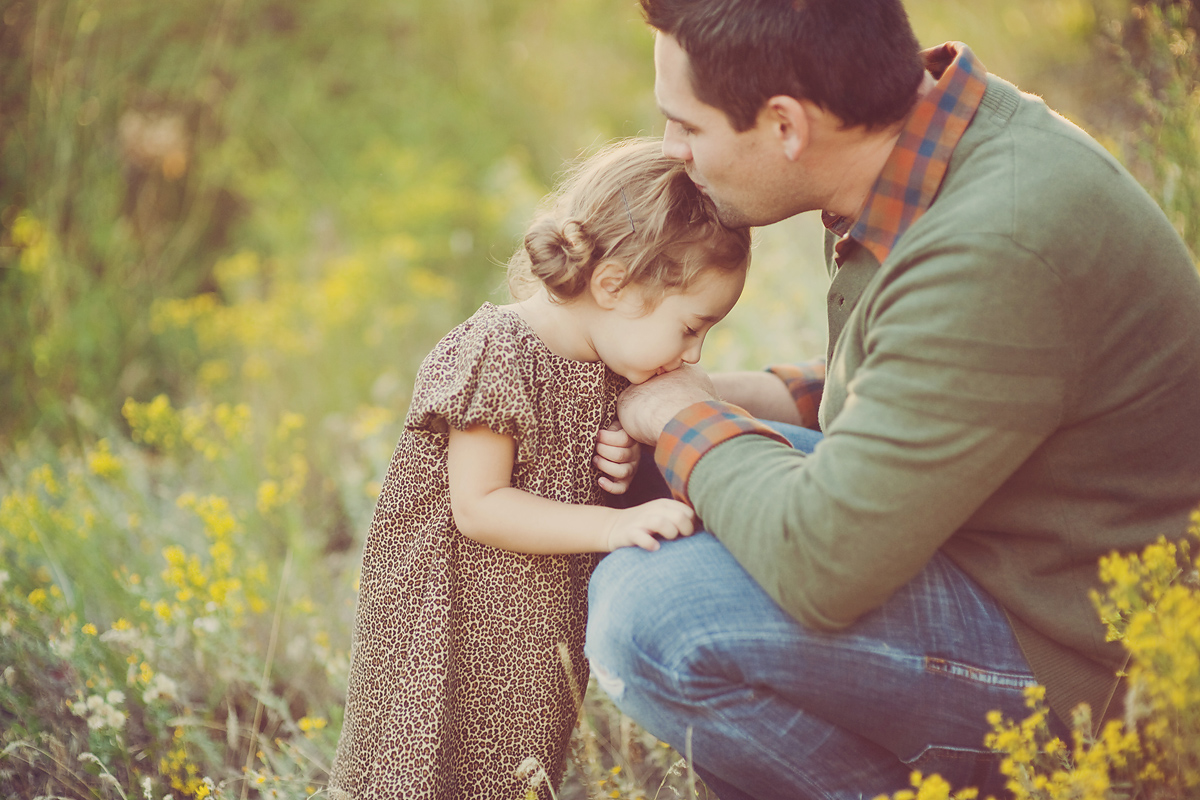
3, 666, 15, 686
143, 673, 179, 703
192, 616, 220, 635
49, 636, 75, 658
100, 627, 140, 646
0, 570, 9, 590
104, 706, 127, 730
71, 692, 127, 731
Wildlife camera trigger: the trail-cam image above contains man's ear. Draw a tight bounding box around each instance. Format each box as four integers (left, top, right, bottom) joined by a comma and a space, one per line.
589, 260, 629, 309
763, 95, 810, 162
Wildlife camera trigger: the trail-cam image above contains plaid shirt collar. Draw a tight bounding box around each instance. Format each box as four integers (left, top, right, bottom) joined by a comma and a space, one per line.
823, 42, 988, 266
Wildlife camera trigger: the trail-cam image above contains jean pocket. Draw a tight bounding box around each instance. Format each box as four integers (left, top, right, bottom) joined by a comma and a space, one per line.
924, 655, 1039, 689
904, 744, 1004, 793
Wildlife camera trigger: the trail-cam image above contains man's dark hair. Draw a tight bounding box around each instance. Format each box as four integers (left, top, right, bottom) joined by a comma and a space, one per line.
641, 0, 926, 131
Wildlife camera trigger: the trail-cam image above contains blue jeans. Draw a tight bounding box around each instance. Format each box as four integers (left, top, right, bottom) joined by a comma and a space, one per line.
587, 423, 1062, 800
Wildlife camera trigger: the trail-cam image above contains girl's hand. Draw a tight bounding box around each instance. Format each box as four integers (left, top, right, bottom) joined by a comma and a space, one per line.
595, 420, 641, 495
605, 498, 695, 552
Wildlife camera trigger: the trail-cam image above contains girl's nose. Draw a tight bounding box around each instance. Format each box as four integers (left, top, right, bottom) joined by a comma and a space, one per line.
682, 340, 703, 364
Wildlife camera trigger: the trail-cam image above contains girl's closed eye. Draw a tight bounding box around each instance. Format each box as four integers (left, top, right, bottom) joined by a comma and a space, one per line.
684, 325, 699, 337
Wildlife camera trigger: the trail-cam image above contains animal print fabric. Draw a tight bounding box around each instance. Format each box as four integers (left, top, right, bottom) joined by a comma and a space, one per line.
329, 303, 627, 800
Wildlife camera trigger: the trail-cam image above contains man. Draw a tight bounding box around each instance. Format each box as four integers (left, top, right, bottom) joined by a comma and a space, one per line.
583, 1, 1200, 798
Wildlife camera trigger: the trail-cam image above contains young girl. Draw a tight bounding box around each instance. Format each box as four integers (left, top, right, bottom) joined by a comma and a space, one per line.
327, 138, 750, 800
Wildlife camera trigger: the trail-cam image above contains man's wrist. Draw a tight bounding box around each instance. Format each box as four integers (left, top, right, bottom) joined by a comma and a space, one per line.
654, 400, 791, 503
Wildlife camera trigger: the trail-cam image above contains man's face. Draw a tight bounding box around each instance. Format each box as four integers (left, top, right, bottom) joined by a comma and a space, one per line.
653, 32, 801, 228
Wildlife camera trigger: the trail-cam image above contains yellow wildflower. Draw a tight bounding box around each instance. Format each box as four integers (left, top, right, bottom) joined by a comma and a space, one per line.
87, 439, 123, 479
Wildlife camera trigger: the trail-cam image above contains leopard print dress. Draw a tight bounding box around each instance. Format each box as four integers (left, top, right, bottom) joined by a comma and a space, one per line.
328, 302, 627, 800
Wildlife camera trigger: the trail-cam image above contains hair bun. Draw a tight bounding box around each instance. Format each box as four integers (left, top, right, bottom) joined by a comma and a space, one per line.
524, 217, 595, 299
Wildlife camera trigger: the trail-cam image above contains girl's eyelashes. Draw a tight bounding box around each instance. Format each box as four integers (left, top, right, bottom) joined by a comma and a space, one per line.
684, 325, 699, 337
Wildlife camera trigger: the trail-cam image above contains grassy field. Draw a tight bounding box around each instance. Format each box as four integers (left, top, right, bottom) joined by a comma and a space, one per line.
2, 0, 1198, 797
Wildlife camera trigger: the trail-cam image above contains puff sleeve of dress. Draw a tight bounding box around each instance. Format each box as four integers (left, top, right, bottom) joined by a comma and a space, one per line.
405, 304, 543, 466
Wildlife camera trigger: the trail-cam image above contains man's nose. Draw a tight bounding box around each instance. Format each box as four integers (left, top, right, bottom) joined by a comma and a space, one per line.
662, 121, 692, 162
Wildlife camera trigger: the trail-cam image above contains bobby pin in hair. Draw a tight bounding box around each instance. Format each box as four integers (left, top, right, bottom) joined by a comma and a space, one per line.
619, 189, 637, 234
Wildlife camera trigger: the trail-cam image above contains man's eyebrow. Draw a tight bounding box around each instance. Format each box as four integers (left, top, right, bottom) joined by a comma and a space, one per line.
657, 102, 692, 127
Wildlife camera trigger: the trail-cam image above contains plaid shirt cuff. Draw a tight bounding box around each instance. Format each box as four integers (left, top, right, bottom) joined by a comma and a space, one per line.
655, 400, 791, 503
766, 358, 826, 430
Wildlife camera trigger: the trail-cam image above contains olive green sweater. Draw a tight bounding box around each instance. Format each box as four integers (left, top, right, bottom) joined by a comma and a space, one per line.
690, 74, 1200, 726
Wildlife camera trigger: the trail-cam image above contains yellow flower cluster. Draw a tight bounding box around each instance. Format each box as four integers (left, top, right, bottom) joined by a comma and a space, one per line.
87, 439, 124, 480
885, 513, 1200, 800
9, 213, 51, 274
161, 493, 253, 621
123, 394, 252, 461
159, 729, 215, 798
876, 771, 978, 800
297, 715, 327, 739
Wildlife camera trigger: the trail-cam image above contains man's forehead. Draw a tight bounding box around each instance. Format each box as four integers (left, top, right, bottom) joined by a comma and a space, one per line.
653, 34, 697, 119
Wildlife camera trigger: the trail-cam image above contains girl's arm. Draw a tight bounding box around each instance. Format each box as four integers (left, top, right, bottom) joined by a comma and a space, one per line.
447, 425, 694, 554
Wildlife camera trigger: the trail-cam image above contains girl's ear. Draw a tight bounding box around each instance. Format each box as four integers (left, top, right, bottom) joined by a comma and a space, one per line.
589, 260, 629, 309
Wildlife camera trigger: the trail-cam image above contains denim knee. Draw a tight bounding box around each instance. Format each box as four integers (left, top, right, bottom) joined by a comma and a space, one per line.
585, 547, 646, 698
586, 540, 731, 701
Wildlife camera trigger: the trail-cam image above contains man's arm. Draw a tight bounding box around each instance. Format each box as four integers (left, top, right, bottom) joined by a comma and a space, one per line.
710, 371, 804, 426
630, 236, 1069, 630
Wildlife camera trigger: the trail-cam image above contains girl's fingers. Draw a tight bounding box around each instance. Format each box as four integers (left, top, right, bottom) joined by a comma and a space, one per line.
594, 455, 636, 480
598, 476, 627, 495
596, 427, 635, 449
633, 531, 661, 551
594, 441, 635, 463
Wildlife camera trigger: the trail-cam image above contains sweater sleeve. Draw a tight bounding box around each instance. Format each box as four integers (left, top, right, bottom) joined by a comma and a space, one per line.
678, 235, 1071, 630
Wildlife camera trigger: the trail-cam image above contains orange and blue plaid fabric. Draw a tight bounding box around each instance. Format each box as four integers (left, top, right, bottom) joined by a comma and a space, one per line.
654, 400, 790, 502
766, 358, 826, 429
656, 43, 988, 504
825, 42, 988, 266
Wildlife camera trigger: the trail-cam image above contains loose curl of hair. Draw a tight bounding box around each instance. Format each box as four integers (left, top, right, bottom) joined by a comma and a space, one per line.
507, 138, 750, 306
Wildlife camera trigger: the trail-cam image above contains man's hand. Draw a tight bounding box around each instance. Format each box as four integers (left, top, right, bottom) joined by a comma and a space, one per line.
594, 420, 640, 494
617, 364, 720, 446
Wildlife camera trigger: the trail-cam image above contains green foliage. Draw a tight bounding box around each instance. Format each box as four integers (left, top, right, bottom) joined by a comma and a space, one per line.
0, 0, 658, 446
1099, 0, 1200, 259
1, 0, 1196, 798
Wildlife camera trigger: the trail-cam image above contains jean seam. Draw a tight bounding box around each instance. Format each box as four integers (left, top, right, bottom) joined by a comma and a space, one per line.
905, 743, 999, 766
923, 655, 1038, 689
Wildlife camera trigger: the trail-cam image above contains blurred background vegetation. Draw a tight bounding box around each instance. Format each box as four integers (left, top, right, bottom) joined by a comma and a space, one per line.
0, 0, 1197, 797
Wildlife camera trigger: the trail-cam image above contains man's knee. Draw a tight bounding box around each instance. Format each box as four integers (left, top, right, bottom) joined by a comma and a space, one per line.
585, 546, 649, 692
587, 535, 736, 691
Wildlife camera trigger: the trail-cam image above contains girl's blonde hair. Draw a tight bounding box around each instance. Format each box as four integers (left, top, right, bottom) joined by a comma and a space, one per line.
507, 138, 750, 305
